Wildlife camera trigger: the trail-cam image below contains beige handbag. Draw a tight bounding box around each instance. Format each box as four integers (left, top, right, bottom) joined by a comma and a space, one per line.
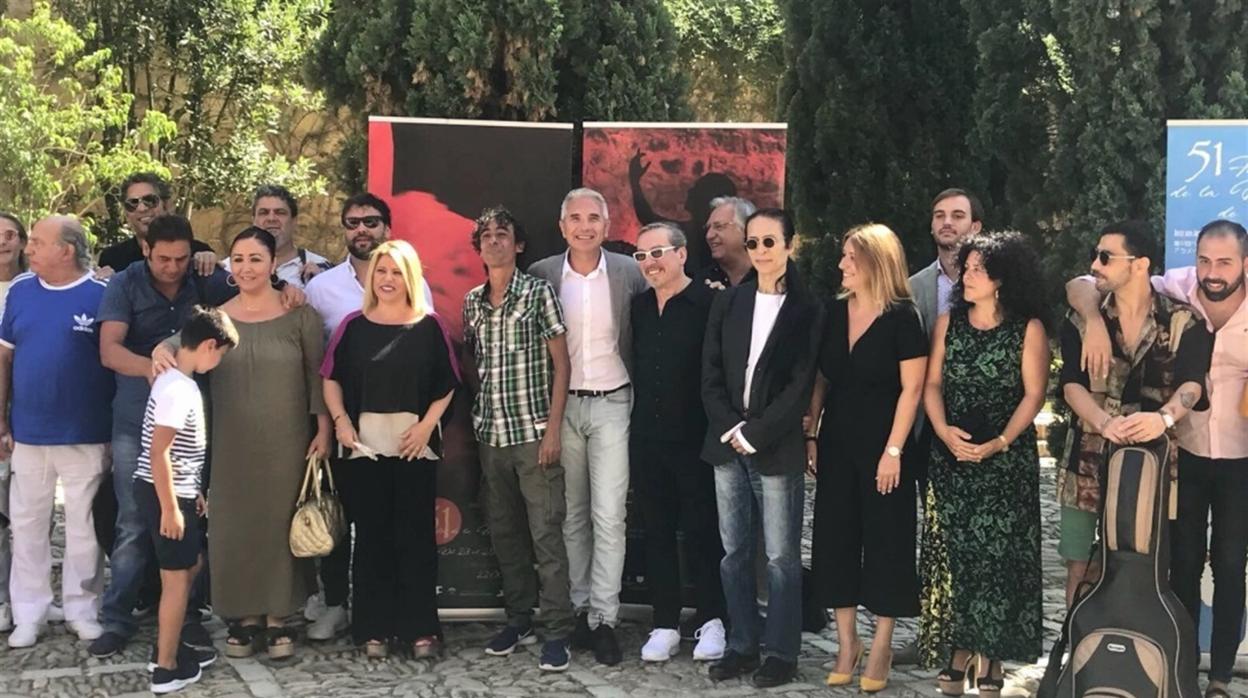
289, 456, 345, 558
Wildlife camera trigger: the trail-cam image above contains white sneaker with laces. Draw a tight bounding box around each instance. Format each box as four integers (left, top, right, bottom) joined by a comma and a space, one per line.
303, 591, 327, 622
8, 623, 41, 648
640, 628, 681, 662
69, 619, 103, 641
306, 605, 348, 641
46, 604, 64, 623
692, 618, 726, 661
0, 602, 12, 633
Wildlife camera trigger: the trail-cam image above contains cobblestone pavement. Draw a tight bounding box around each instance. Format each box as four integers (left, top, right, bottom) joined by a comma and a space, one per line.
0, 461, 1241, 697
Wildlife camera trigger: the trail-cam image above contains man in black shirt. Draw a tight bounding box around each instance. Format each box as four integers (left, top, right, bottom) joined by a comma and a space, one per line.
97, 173, 217, 279
630, 222, 727, 664
694, 196, 757, 290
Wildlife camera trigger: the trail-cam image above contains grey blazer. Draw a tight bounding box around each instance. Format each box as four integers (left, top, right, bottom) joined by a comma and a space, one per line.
528, 250, 648, 380
909, 259, 942, 338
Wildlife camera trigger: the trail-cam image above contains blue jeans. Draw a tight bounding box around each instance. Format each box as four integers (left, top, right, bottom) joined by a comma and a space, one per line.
99, 423, 149, 638
714, 455, 804, 662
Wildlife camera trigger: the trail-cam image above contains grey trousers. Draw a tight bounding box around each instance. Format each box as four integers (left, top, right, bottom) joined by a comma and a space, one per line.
479, 441, 575, 639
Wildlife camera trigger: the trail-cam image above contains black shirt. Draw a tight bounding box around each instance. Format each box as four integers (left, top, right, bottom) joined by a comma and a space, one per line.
630, 280, 714, 443
98, 236, 214, 272
326, 314, 460, 452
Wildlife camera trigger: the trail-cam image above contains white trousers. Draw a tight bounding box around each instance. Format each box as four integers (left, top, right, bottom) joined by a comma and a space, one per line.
10, 442, 108, 625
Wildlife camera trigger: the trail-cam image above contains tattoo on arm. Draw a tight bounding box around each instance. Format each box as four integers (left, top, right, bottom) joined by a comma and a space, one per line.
1179, 387, 1197, 409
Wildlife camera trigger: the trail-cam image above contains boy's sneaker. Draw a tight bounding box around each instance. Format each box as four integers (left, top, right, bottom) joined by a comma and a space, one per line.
88, 631, 128, 658
692, 618, 726, 661
306, 605, 348, 641
148, 642, 219, 671
46, 604, 64, 623
180, 621, 212, 649
151, 654, 202, 694
538, 639, 570, 672
7, 623, 41, 648
640, 628, 680, 662
303, 592, 327, 622
484, 624, 536, 656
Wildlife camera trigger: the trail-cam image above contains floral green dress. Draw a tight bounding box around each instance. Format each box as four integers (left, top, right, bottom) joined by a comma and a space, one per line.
919, 311, 1042, 666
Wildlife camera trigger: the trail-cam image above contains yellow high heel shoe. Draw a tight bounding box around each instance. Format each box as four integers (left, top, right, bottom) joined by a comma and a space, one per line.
825, 641, 864, 686
860, 648, 893, 693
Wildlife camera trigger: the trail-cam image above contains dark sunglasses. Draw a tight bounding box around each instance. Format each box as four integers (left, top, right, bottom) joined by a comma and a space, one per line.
745, 236, 780, 251
343, 215, 384, 230
1090, 246, 1137, 265
632, 245, 680, 262
122, 194, 162, 212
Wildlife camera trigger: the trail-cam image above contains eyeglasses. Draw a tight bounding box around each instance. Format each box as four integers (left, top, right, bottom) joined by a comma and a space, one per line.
122, 194, 162, 212
1090, 247, 1137, 265
745, 236, 780, 251
343, 216, 384, 230
632, 245, 680, 262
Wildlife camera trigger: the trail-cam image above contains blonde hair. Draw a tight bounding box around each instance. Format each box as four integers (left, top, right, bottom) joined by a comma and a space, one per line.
838, 223, 913, 308
362, 240, 428, 315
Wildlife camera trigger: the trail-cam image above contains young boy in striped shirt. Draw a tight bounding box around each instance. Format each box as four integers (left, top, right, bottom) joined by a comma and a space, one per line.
135, 306, 237, 694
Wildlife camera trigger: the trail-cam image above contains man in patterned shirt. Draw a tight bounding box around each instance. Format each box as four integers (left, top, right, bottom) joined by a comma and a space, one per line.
462, 206, 575, 672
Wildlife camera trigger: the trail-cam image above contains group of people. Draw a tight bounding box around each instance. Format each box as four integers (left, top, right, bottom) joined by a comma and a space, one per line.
0, 173, 1241, 697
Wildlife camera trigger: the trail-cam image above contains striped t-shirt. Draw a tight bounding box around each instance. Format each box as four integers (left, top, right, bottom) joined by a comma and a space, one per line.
134, 370, 206, 499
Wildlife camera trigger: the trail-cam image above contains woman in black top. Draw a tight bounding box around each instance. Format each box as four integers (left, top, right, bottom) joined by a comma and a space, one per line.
322, 240, 458, 659
808, 224, 927, 692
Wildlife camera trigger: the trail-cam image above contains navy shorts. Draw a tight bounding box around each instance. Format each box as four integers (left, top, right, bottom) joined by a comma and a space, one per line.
133, 479, 202, 571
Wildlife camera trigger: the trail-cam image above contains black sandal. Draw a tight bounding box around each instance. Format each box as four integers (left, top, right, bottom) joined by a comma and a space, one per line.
226, 623, 263, 658
937, 651, 976, 696
976, 660, 1004, 698
266, 626, 296, 660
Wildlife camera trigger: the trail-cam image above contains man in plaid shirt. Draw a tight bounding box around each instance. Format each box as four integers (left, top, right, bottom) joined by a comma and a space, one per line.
462, 207, 575, 672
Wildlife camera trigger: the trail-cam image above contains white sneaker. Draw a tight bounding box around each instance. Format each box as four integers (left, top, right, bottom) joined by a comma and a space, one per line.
8, 623, 41, 648
303, 592, 327, 622
0, 602, 12, 633
692, 618, 726, 661
68, 619, 103, 641
640, 628, 681, 662
46, 604, 64, 623
306, 605, 348, 641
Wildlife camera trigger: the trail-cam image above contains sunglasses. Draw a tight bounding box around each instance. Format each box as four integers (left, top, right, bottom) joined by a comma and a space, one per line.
1090, 247, 1137, 265
632, 245, 680, 262
122, 194, 162, 212
745, 236, 781, 251
343, 216, 384, 230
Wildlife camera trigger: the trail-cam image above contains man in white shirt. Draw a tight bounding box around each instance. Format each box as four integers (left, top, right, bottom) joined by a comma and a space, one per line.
528, 188, 646, 666
302, 193, 432, 640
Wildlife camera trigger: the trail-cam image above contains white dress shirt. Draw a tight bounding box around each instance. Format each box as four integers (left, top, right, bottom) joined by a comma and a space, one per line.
305, 259, 435, 341
561, 252, 629, 391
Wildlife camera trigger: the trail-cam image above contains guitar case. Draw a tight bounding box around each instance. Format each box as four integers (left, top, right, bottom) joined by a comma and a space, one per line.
1040, 437, 1201, 698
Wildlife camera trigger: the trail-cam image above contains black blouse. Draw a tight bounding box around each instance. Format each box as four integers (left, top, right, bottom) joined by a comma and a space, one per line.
325, 314, 459, 437
817, 298, 927, 470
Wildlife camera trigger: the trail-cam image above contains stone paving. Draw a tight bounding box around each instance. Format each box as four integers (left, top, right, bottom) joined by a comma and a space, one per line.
0, 460, 1240, 697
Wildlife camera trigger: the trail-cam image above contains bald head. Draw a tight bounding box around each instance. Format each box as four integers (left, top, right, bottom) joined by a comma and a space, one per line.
28, 215, 90, 279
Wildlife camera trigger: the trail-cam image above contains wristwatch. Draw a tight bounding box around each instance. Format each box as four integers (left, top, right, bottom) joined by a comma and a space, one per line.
886, 445, 902, 458
1160, 410, 1176, 430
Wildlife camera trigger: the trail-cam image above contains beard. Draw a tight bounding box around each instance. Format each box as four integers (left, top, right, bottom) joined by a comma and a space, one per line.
1200, 274, 1244, 302
348, 236, 381, 261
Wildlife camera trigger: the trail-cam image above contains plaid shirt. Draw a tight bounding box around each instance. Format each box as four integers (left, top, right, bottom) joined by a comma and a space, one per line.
463, 270, 567, 447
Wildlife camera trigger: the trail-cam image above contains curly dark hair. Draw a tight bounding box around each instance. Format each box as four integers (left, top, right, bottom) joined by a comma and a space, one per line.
950, 231, 1050, 330
470, 206, 527, 253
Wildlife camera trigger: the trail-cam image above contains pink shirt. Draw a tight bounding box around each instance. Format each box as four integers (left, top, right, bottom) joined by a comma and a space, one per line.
1152, 267, 1248, 459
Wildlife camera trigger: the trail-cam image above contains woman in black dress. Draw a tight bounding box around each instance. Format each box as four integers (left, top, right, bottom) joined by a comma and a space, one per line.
808, 224, 927, 692
322, 240, 458, 659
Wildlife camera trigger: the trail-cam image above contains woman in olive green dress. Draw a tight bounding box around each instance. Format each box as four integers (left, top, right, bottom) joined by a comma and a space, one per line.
919, 232, 1049, 697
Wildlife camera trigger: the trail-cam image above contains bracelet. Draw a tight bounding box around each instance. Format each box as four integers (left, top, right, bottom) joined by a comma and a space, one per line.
996, 434, 1010, 452
332, 414, 347, 423
804, 435, 817, 442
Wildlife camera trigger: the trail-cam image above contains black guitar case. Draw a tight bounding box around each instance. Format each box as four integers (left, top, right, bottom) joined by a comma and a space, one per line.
1040, 437, 1201, 698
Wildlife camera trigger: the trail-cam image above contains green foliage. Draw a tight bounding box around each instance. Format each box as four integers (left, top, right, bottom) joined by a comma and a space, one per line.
781, 0, 983, 291
312, 0, 689, 190
665, 0, 784, 121
55, 0, 330, 243
0, 2, 168, 232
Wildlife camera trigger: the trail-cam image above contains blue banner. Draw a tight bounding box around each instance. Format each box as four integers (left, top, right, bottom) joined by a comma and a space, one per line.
1165, 120, 1248, 269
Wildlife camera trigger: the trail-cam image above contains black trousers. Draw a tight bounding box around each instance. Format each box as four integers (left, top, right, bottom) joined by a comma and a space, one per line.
633, 439, 726, 629
320, 458, 351, 608
1170, 449, 1248, 683
349, 456, 440, 644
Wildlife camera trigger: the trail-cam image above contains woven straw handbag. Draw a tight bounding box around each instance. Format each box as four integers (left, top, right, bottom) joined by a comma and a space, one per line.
289, 455, 345, 558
